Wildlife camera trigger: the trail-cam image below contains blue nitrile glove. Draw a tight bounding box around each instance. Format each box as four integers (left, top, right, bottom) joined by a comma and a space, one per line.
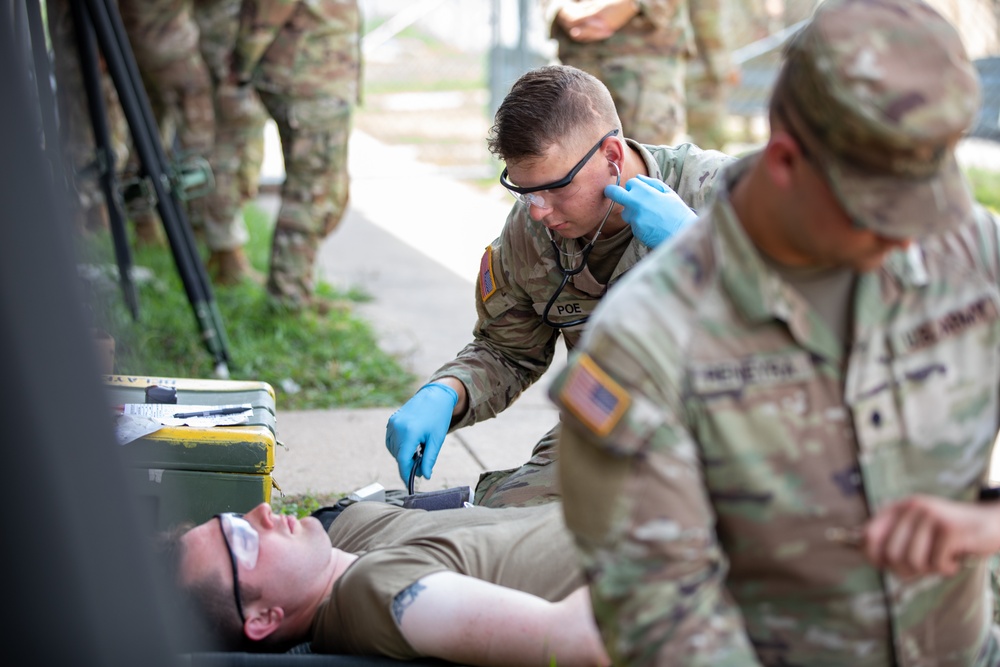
385, 382, 459, 484
605, 173, 698, 248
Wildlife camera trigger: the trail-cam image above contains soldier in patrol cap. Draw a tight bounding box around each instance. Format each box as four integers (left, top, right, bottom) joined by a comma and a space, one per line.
384, 65, 733, 507
550, 0, 1000, 664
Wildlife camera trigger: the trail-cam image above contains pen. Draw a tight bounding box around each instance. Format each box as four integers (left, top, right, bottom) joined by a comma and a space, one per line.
172, 406, 250, 419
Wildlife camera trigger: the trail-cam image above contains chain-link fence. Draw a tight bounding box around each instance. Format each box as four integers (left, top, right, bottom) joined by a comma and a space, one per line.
356, 0, 1000, 181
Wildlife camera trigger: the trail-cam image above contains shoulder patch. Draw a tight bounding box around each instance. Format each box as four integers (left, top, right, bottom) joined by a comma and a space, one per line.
479, 246, 497, 302
559, 354, 631, 437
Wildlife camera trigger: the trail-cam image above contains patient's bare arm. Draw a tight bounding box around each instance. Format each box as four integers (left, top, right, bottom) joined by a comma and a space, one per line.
396, 572, 609, 667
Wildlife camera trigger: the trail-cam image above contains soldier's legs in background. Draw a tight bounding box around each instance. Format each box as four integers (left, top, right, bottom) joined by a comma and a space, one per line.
239, 120, 267, 200
119, 0, 214, 245
475, 424, 562, 508
192, 0, 268, 204
198, 85, 259, 283
47, 0, 110, 231
258, 92, 351, 306
191, 0, 264, 283
572, 54, 687, 147
685, 62, 729, 151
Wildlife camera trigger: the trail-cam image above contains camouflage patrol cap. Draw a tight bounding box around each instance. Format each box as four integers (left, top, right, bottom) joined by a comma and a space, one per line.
773, 0, 981, 239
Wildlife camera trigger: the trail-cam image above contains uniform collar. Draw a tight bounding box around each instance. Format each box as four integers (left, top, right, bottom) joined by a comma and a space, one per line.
713, 154, 929, 361
629, 139, 662, 181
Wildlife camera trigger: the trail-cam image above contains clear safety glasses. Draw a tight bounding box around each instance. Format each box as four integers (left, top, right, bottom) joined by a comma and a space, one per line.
217, 513, 260, 624
499, 128, 620, 209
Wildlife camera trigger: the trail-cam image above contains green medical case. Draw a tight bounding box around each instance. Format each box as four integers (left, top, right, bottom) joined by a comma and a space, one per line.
105, 375, 278, 530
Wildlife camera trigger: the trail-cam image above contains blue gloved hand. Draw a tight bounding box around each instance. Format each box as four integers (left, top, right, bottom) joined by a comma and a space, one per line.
605, 174, 698, 248
385, 382, 459, 483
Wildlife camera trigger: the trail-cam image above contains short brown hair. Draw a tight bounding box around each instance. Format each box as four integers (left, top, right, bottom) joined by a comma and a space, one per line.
487, 65, 621, 161
154, 523, 266, 652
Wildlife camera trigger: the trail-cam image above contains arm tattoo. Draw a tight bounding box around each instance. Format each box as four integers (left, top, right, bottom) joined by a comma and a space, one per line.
392, 580, 427, 624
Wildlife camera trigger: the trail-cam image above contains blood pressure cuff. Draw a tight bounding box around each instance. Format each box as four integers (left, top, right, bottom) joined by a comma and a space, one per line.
401, 486, 472, 511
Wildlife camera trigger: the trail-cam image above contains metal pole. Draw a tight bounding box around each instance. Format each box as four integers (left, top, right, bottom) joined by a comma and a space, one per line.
69, 0, 140, 319
82, 0, 231, 375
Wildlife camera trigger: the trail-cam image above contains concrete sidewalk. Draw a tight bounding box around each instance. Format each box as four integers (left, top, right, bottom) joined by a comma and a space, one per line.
265, 130, 564, 499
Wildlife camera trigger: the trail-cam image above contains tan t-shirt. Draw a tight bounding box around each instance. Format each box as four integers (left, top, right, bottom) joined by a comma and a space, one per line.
311, 502, 583, 658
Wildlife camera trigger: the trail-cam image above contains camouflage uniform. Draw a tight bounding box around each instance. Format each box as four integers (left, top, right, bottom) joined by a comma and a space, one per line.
553, 160, 1000, 664
542, 1, 695, 147
429, 140, 731, 508
684, 0, 735, 150
118, 0, 216, 236
46, 0, 130, 231
190, 0, 269, 253
232, 0, 360, 306
551, 1, 1000, 663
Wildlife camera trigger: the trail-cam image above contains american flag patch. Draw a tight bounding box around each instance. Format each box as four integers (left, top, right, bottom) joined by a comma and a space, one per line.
480, 246, 497, 302
560, 354, 630, 436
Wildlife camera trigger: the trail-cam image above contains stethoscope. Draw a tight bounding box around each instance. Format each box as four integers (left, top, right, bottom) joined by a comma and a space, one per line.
541, 161, 621, 329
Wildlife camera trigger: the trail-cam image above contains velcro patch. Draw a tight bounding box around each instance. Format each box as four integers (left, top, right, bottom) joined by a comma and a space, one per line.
560, 354, 630, 437
479, 246, 497, 302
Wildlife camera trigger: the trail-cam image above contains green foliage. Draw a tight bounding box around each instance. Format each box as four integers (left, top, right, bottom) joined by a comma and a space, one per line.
968, 167, 1000, 213
82, 203, 415, 410
271, 491, 343, 518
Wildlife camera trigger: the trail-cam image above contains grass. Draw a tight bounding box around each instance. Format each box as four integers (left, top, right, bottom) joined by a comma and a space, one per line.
968, 167, 1000, 213
272, 491, 344, 518
81, 202, 416, 410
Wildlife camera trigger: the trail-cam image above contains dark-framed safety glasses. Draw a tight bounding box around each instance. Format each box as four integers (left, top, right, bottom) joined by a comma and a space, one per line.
500, 128, 620, 207
217, 512, 260, 624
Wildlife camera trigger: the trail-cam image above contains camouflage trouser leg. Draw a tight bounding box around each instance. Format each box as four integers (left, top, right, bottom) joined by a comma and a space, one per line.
190, 82, 259, 251
239, 117, 267, 201
143, 49, 216, 231
47, 0, 111, 231
566, 54, 687, 147
119, 0, 215, 231
475, 424, 562, 508
192, 0, 267, 250
258, 92, 352, 305
684, 61, 729, 151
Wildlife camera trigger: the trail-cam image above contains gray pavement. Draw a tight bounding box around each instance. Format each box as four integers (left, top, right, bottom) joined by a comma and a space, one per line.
263, 130, 564, 499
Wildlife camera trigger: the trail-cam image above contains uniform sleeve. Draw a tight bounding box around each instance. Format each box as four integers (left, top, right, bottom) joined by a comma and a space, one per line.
551, 328, 762, 665
232, 0, 298, 83
430, 218, 560, 430
688, 0, 734, 85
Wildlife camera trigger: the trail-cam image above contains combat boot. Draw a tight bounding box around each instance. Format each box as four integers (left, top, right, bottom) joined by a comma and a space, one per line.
207, 248, 264, 286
